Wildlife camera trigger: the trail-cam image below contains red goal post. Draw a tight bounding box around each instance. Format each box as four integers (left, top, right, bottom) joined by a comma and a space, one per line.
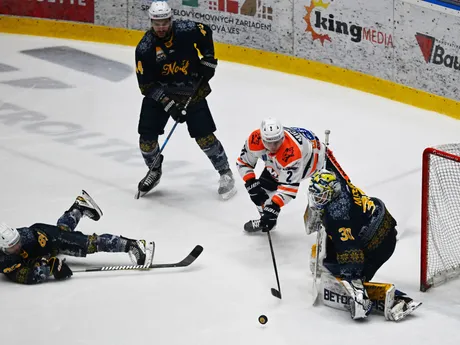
421, 144, 460, 292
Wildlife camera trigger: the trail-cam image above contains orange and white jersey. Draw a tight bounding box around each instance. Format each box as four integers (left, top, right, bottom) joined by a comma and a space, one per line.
237, 127, 326, 208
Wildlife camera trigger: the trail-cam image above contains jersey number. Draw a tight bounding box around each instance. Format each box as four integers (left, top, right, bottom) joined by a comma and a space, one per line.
286, 170, 293, 183
3, 263, 21, 274
338, 227, 355, 241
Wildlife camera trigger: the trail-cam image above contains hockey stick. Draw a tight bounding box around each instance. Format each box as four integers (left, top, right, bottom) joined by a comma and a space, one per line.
72, 245, 203, 273
267, 230, 282, 299
135, 77, 204, 199
312, 129, 330, 306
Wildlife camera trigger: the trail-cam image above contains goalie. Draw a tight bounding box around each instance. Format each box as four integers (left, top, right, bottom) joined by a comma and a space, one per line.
304, 170, 421, 321
0, 191, 154, 284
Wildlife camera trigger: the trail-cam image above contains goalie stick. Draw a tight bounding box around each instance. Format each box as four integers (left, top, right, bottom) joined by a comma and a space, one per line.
312, 129, 330, 306
72, 245, 203, 273
135, 77, 204, 199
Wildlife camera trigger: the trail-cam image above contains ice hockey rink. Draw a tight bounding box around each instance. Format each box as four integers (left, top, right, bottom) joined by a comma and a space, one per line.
1, 32, 460, 345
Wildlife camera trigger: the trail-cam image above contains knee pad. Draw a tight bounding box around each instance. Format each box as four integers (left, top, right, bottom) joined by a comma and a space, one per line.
139, 137, 160, 167
195, 134, 217, 150
139, 137, 159, 153
87, 234, 98, 254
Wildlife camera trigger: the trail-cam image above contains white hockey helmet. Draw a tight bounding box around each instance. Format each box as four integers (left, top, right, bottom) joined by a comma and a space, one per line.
260, 117, 285, 153
0, 223, 20, 251
148, 1, 172, 20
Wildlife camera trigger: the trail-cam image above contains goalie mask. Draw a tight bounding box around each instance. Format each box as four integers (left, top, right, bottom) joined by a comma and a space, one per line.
308, 170, 341, 209
260, 117, 285, 153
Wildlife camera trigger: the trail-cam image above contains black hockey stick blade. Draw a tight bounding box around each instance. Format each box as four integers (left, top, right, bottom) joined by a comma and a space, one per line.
271, 288, 282, 299
150, 245, 203, 269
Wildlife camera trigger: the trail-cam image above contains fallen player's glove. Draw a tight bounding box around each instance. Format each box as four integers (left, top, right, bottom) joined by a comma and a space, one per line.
47, 257, 73, 280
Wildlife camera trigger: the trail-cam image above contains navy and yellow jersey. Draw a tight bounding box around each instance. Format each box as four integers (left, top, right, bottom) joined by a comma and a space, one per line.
0, 224, 61, 284
135, 20, 214, 104
322, 182, 396, 279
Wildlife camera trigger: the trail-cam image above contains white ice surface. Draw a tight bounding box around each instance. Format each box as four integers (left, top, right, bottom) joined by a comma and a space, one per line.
0, 33, 459, 345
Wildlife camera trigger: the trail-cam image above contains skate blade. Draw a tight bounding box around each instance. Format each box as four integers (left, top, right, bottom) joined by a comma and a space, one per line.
219, 187, 237, 201
81, 190, 103, 217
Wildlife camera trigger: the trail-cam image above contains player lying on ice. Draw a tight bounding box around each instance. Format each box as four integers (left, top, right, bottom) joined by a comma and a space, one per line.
304, 170, 421, 321
0, 191, 154, 284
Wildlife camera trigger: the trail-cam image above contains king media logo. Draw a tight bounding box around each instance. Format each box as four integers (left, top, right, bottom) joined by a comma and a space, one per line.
415, 33, 460, 70
182, 0, 273, 20
303, 0, 393, 47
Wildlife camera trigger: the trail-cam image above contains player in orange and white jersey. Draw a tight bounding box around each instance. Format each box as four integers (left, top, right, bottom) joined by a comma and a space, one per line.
237, 118, 348, 232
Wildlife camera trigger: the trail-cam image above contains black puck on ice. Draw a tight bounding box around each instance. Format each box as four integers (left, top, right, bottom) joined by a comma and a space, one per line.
258, 315, 268, 325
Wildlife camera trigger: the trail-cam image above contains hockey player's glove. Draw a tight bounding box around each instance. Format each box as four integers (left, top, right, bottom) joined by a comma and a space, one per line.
160, 95, 186, 123
260, 203, 281, 232
199, 58, 218, 82
245, 178, 269, 207
47, 257, 73, 280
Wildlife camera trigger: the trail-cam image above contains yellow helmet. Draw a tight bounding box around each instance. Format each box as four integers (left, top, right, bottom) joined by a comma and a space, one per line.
308, 170, 341, 208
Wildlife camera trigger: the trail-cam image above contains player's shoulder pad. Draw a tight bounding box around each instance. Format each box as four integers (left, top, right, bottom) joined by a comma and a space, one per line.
174, 19, 200, 33
247, 129, 265, 152
136, 30, 156, 55
275, 134, 302, 167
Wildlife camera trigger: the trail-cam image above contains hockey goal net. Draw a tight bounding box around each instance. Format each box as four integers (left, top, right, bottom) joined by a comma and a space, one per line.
421, 144, 460, 291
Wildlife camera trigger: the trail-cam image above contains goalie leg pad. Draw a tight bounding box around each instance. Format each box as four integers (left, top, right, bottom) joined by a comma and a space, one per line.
319, 275, 421, 321
341, 279, 373, 320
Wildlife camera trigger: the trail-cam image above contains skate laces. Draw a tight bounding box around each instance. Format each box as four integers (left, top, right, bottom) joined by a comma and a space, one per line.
144, 170, 159, 186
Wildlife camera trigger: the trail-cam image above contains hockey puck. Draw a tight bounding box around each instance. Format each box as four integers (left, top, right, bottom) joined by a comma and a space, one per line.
258, 315, 268, 325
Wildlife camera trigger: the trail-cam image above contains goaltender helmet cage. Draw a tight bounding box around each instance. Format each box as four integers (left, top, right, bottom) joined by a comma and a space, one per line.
148, 1, 172, 20
0, 223, 20, 250
308, 170, 341, 208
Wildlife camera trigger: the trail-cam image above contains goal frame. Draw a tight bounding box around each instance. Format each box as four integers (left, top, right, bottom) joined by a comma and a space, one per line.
420, 147, 460, 292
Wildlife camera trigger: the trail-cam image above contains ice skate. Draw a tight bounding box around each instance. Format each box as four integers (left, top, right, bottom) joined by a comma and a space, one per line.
388, 292, 422, 321
244, 218, 276, 233
244, 219, 262, 232
218, 170, 237, 200
125, 239, 155, 266
137, 156, 163, 198
70, 190, 103, 221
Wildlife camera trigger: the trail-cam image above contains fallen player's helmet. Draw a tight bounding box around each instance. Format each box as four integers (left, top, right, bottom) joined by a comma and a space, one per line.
0, 223, 20, 251
260, 117, 285, 153
308, 170, 341, 208
148, 1, 172, 20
